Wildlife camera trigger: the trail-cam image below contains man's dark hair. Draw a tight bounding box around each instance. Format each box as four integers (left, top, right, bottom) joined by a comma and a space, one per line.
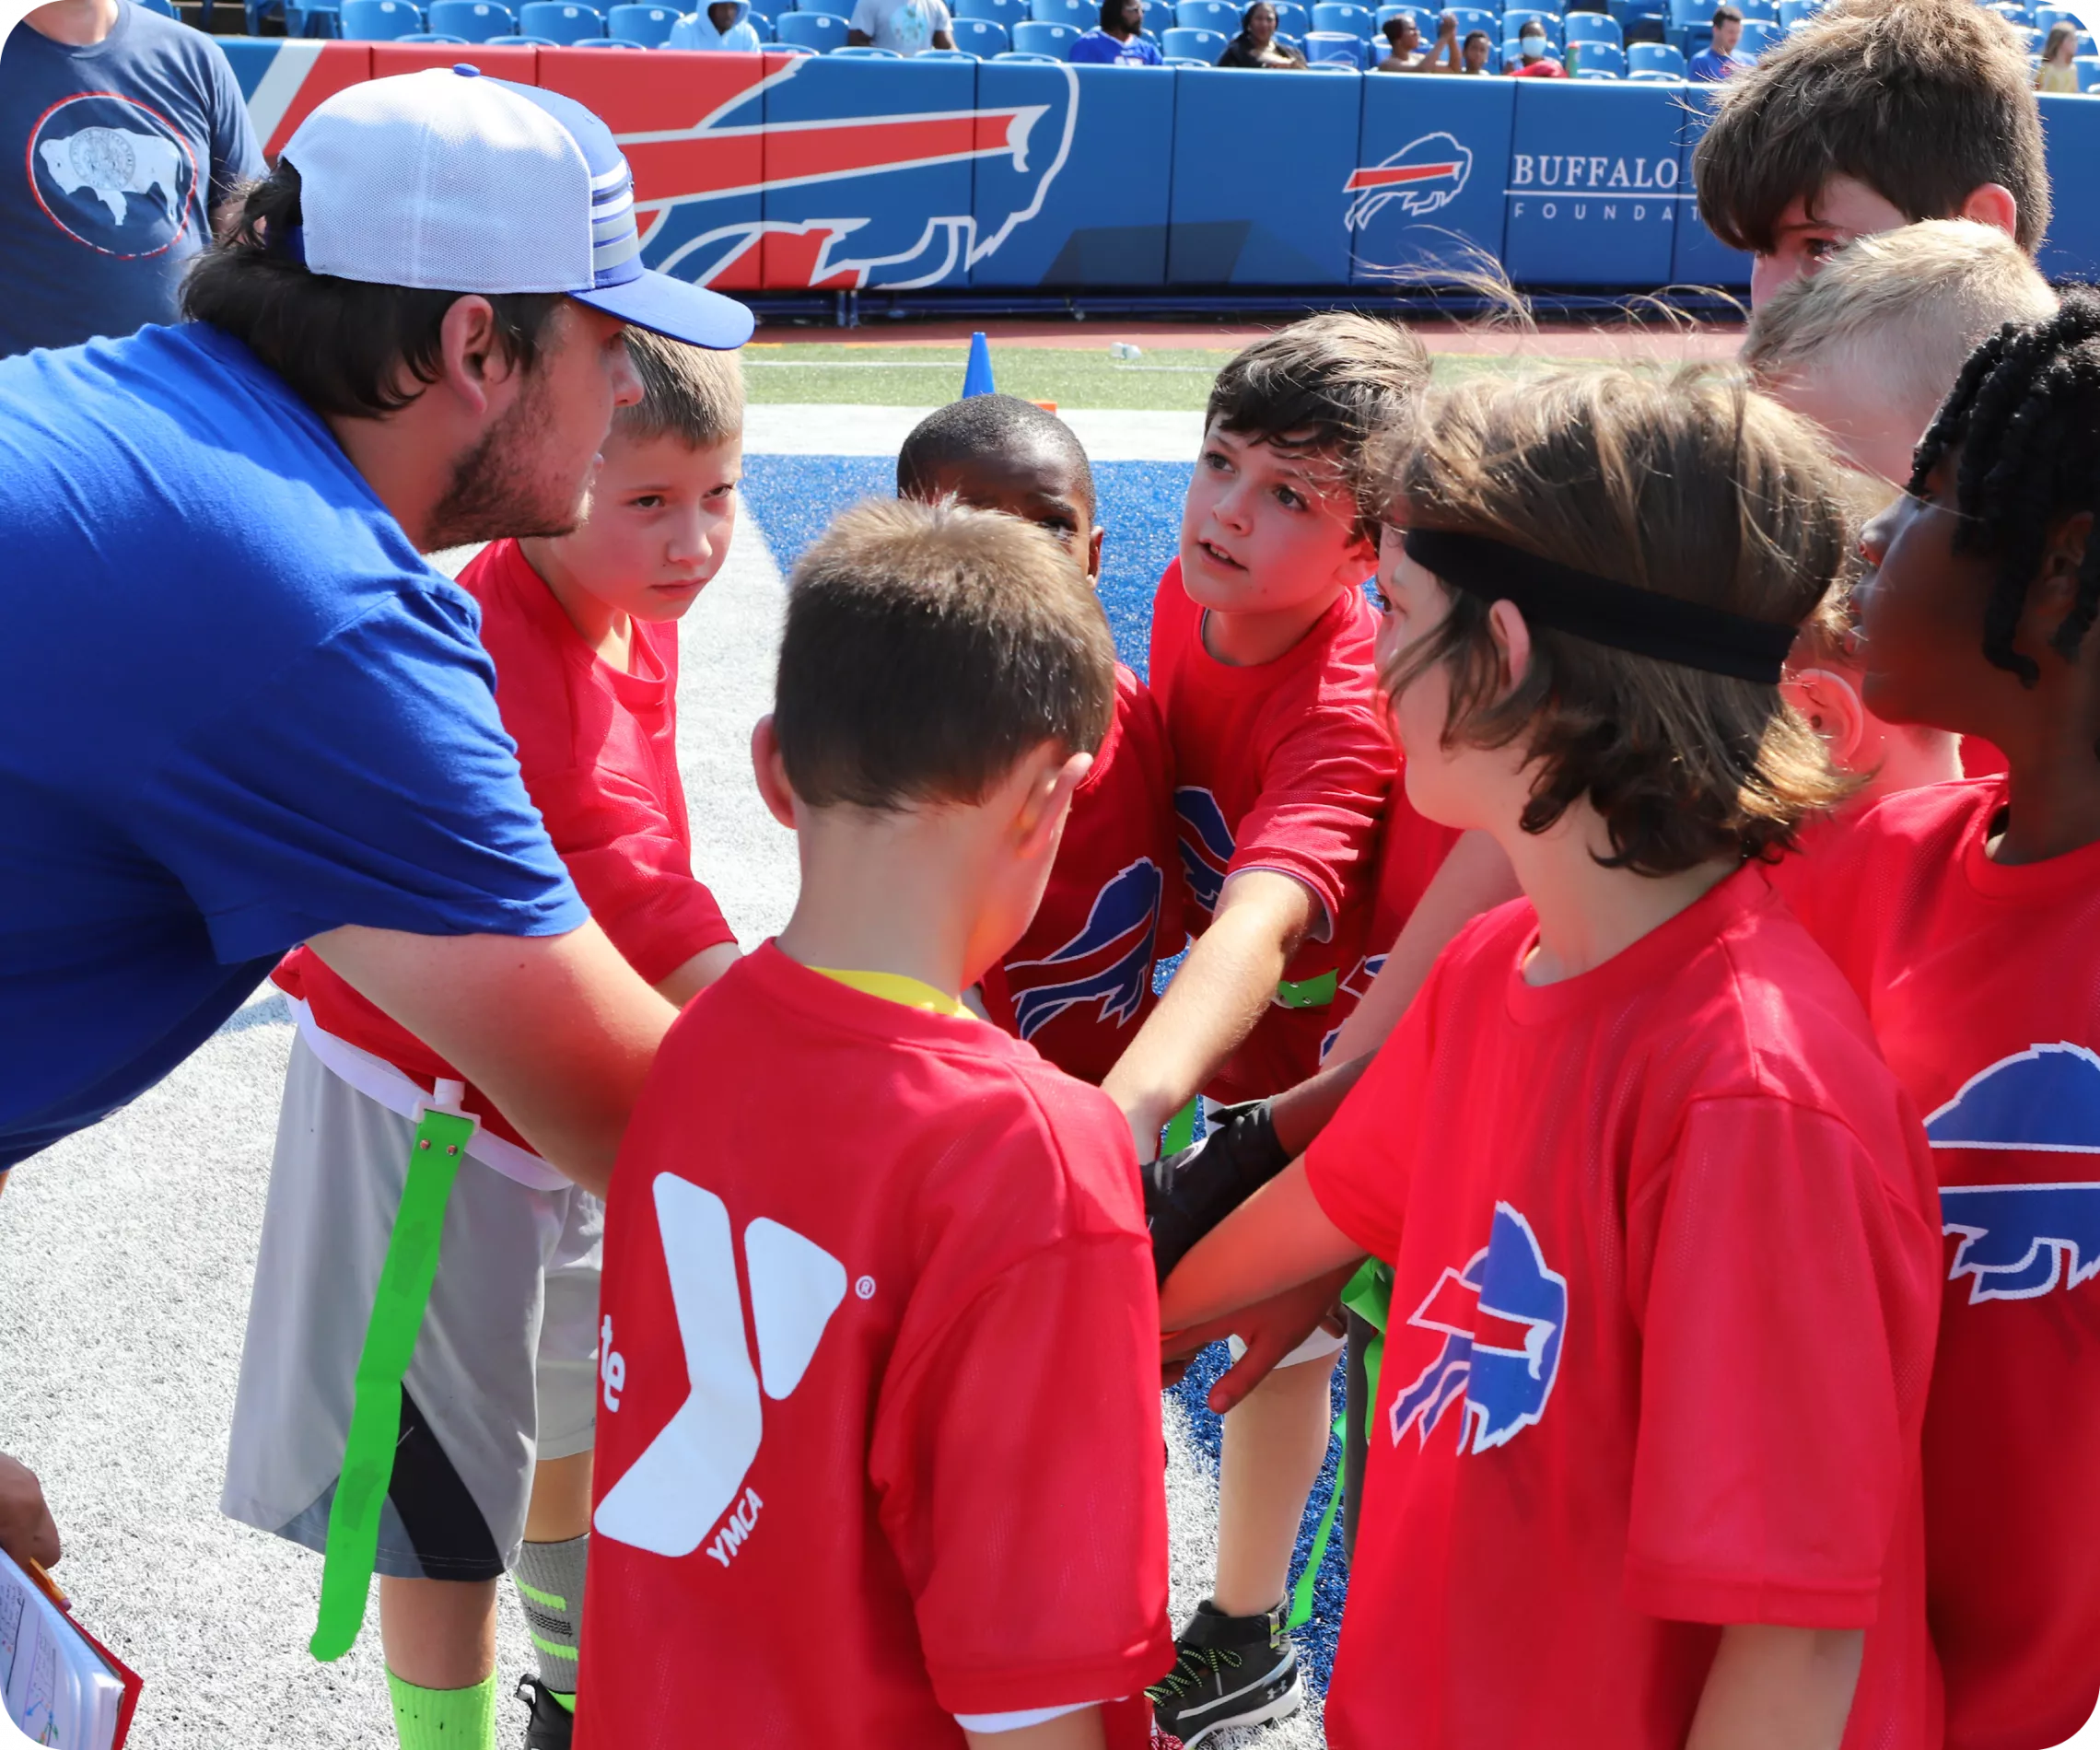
1710, 4, 1740, 23
1694, 0, 2049, 257
181, 162, 564, 420
895, 393, 1097, 520
776, 499, 1116, 811
1911, 288, 2100, 690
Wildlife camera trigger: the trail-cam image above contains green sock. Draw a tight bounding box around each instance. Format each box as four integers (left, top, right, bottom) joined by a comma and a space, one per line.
385, 1670, 497, 1750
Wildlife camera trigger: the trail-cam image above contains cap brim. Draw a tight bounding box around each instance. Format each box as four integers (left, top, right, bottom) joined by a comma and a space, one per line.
574, 269, 755, 350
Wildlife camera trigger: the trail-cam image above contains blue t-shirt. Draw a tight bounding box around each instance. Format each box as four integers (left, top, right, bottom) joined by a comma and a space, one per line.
1686, 46, 1738, 79
0, 323, 588, 1171
1, 5, 264, 358
1068, 26, 1162, 61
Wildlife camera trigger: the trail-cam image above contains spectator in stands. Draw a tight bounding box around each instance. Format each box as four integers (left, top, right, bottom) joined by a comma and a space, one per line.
1375, 11, 1435, 67
1, 0, 262, 358
1687, 5, 1744, 79
1071, 0, 1165, 61
682, 0, 764, 48
847, 0, 955, 52
2037, 18, 2080, 90
1219, 1, 1308, 64
1459, 25, 1491, 68
1507, 17, 1566, 72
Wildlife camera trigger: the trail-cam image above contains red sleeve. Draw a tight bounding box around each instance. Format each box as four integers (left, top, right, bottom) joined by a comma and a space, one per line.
531, 764, 736, 986
1229, 696, 1393, 936
1624, 1096, 1936, 1628
1303, 965, 1441, 1259
869, 1229, 1172, 1717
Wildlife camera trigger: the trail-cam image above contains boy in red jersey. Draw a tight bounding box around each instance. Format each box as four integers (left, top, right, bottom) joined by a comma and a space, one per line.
1104, 313, 1416, 1743
1783, 292, 2100, 1750
1161, 367, 1945, 1750
224, 331, 745, 1750
577, 500, 1172, 1750
894, 394, 1179, 1085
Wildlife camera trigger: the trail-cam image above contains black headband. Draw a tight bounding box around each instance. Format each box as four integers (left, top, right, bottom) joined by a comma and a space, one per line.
1402, 528, 1797, 685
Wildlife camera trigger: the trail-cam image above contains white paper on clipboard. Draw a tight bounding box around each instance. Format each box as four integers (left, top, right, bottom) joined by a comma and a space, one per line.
0, 1556, 123, 1750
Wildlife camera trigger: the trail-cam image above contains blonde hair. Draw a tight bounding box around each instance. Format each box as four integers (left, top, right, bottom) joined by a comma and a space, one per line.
1377, 366, 1857, 872
1744, 220, 2058, 422
614, 327, 745, 449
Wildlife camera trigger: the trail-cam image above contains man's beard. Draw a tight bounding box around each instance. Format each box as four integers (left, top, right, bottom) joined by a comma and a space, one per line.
422, 371, 590, 553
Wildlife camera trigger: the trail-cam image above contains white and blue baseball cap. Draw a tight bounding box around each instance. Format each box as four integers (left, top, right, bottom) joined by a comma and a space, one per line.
279, 64, 752, 349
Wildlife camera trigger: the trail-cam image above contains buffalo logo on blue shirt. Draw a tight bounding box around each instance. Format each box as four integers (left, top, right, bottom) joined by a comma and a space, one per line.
1343, 132, 1473, 229
1173, 787, 1234, 916
1390, 1203, 1568, 1455
30, 94, 197, 258
1930, 1043, 2100, 1304
1003, 858, 1163, 1041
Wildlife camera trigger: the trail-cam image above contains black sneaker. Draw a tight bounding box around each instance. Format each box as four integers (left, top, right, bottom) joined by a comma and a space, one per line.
1146, 1599, 1302, 1747
515, 1674, 574, 1750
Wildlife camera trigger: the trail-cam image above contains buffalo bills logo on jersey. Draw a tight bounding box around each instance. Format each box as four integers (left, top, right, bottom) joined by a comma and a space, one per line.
1005, 858, 1163, 1042
1319, 952, 1386, 1061
29, 94, 198, 259
1929, 1044, 2100, 1303
1343, 131, 1473, 231
1390, 1203, 1567, 1455
1174, 787, 1235, 916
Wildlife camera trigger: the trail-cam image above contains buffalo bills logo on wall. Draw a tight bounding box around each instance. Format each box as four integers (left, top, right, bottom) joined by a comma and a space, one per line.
1004, 859, 1163, 1042
1343, 131, 1472, 230
1390, 1203, 1567, 1455
1173, 787, 1234, 917
1930, 1043, 2100, 1303
29, 93, 198, 258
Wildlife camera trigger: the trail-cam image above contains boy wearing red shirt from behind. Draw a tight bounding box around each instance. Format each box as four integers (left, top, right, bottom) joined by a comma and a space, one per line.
1162, 368, 1944, 1750
1786, 293, 2100, 1750
578, 501, 1172, 1750
894, 394, 1179, 1085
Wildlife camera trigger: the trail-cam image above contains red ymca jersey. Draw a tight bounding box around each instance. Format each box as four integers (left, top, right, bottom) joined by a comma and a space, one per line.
1304, 869, 1943, 1750
1788, 777, 2100, 1750
1147, 562, 1394, 1100
274, 539, 735, 1148
978, 665, 1179, 1084
576, 945, 1172, 1749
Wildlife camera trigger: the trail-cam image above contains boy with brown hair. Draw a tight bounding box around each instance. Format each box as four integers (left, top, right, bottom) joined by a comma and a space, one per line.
228, 327, 747, 1750
578, 499, 1172, 1750
1693, 0, 2047, 304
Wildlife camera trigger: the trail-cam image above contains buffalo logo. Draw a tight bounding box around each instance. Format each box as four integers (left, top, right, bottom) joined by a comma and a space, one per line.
1319, 952, 1386, 1061
1343, 131, 1473, 230
1390, 1203, 1567, 1455
1173, 787, 1235, 916
1005, 858, 1163, 1042
1929, 1043, 2100, 1304
29, 94, 197, 258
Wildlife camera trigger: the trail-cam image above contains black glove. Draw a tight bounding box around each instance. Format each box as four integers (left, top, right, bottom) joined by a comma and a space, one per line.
1145, 1100, 1289, 1288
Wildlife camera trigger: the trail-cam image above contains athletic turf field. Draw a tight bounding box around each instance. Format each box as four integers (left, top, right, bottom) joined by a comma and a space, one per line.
0, 329, 1735, 1750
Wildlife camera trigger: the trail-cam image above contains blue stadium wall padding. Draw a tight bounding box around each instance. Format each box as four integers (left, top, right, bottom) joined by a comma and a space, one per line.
1350, 74, 1513, 285
1168, 67, 1362, 284
1671, 83, 1751, 292
2039, 93, 2100, 280
762, 52, 978, 288
971, 63, 1174, 287
1503, 77, 1681, 286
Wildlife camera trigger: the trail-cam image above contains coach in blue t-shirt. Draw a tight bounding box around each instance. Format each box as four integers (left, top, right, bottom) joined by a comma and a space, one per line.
0, 66, 752, 1568
1069, 0, 1163, 62
2, 0, 264, 357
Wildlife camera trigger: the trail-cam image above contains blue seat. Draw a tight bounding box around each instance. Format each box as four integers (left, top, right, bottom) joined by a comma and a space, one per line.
916, 41, 982, 52
1375, 2, 1423, 29
1626, 35, 1680, 69
1609, 0, 1663, 31
1502, 6, 1560, 41
1139, 0, 1175, 28
609, 2, 678, 37
1012, 16, 1079, 46
397, 28, 471, 37
831, 40, 900, 49
1736, 16, 1779, 52
958, 0, 1027, 21
1312, 0, 1373, 31
775, 5, 847, 41
771, 35, 816, 48
2079, 52, 2100, 88
745, 0, 794, 22
1445, 6, 1493, 34
1175, 0, 1240, 28
952, 13, 1009, 48
1304, 52, 1359, 64
341, 0, 424, 35
1775, 0, 1814, 24
1272, 0, 1308, 29
1161, 20, 1227, 52
795, 0, 854, 18
1732, 0, 1776, 17
1571, 36, 1623, 68
1563, 10, 1618, 41
1032, 0, 1091, 21
998, 44, 1069, 54
134, 0, 178, 14
1303, 25, 1364, 57
429, 0, 518, 33
518, 0, 605, 34
512, 31, 558, 40
285, 0, 343, 31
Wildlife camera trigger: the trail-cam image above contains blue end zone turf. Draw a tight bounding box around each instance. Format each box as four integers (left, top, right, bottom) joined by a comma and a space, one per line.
744, 449, 1355, 1698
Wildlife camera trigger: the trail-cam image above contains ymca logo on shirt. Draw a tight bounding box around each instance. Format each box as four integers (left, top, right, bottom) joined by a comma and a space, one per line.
1929, 1043, 2100, 1304
1005, 858, 1163, 1042
1389, 1203, 1567, 1455
1174, 787, 1235, 916
595, 1175, 849, 1562
29, 93, 198, 258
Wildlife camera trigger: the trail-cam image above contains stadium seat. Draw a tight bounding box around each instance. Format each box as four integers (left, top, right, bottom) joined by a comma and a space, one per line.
2080, 52, 2100, 88
1176, 0, 1240, 29
284, 0, 343, 31
574, 32, 645, 40
796, 0, 854, 18
916, 41, 982, 52
1570, 37, 1624, 68
1161, 20, 1227, 52
1503, 7, 1561, 41
1012, 16, 1079, 46
1733, 0, 1776, 17
1445, 5, 1493, 34
1374, 2, 1422, 31
608, 2, 679, 37
1735, 16, 1779, 51
396, 26, 469, 36
429, 0, 517, 31
1776, 0, 1814, 21
1032, 0, 1091, 21
958, 0, 1027, 23
1140, 0, 1174, 29
951, 13, 1010, 49
1304, 53, 1359, 64
135, 0, 178, 15
744, 0, 794, 22
1626, 36, 1681, 68
770, 35, 815, 48
1563, 10, 1620, 41
831, 41, 901, 49
1272, 0, 1309, 30
518, 0, 605, 33
1312, 0, 1374, 32
997, 44, 1069, 54
1303, 26, 1365, 58
775, 6, 847, 41
341, 0, 424, 36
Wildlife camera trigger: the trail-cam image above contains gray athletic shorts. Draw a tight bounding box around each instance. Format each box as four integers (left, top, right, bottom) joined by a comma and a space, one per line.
221, 1034, 602, 1581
